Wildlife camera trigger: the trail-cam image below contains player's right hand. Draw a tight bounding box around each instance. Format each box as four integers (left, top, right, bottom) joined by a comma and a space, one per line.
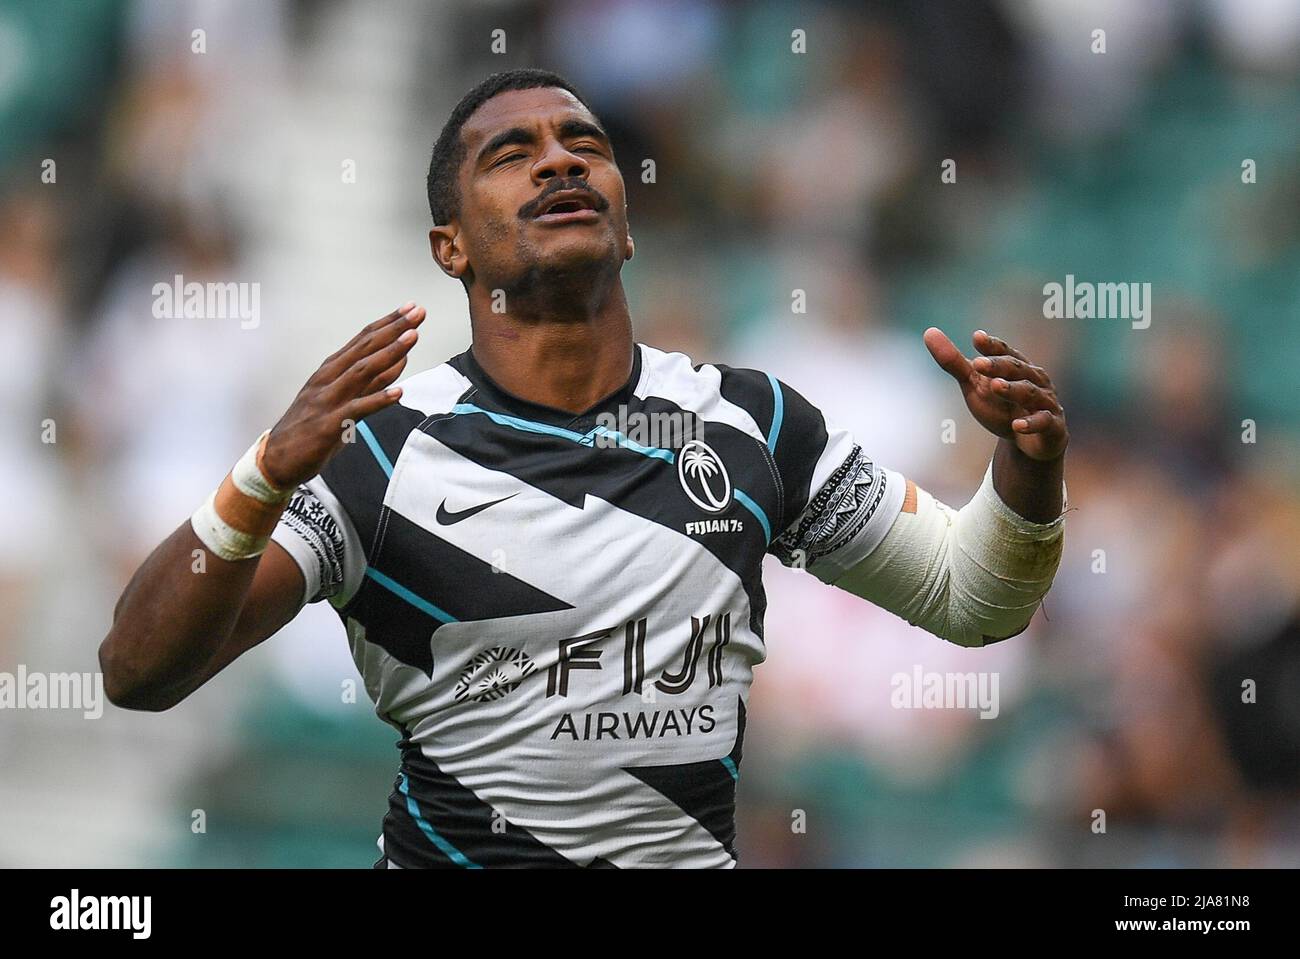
259, 302, 427, 489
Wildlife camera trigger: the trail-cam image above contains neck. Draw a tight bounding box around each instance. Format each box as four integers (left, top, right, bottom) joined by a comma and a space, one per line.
466, 274, 635, 415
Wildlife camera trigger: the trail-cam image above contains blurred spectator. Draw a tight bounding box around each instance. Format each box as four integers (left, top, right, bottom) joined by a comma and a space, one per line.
0, 186, 66, 661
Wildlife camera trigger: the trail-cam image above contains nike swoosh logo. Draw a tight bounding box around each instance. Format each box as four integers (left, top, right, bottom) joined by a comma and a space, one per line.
436, 493, 518, 526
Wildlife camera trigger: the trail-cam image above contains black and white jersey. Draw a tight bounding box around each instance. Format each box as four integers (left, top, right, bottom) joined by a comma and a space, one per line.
270, 342, 905, 868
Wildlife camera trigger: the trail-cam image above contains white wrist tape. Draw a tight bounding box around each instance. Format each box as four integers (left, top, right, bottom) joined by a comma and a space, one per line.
231, 428, 295, 505
833, 459, 1067, 647
190, 429, 295, 562
190, 487, 274, 561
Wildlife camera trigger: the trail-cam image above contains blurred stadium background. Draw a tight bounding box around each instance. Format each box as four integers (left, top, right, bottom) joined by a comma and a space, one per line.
1, 0, 1298, 867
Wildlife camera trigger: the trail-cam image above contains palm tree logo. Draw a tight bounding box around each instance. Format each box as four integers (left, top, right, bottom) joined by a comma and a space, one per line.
678, 441, 732, 512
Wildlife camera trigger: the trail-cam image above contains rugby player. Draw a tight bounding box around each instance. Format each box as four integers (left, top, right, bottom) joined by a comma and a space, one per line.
99, 69, 1069, 868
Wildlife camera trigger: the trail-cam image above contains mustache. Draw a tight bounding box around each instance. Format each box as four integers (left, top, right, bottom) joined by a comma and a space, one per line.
518, 178, 610, 219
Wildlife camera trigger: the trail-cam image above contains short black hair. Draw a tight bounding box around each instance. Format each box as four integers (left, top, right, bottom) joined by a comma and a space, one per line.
426, 69, 592, 226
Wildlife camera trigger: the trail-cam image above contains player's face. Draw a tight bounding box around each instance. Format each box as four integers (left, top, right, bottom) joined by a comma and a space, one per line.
439, 87, 633, 291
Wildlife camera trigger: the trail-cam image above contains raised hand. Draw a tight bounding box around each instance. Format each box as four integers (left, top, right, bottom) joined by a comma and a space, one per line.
923, 328, 1068, 462
261, 302, 427, 488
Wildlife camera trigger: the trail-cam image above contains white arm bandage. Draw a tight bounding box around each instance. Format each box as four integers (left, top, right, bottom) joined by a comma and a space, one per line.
831, 459, 1067, 647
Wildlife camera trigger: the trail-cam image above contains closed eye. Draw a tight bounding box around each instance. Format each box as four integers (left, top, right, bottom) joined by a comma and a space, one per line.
492, 152, 527, 168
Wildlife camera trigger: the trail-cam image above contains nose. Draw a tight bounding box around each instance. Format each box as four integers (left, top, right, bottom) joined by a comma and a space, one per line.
532, 138, 590, 184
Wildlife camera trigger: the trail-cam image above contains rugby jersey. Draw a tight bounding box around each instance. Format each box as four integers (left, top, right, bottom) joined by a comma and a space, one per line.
269, 342, 906, 868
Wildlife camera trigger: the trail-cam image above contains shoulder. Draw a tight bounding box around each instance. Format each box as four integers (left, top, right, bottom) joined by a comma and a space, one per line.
392, 356, 476, 418
340, 356, 475, 468
635, 343, 792, 449
636, 343, 836, 454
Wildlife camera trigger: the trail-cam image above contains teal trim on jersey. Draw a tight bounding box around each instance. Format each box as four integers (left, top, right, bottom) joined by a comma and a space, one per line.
719, 756, 739, 781
450, 401, 771, 541
450, 403, 589, 443
365, 567, 458, 623
398, 772, 481, 868
587, 424, 676, 463
732, 489, 772, 544
764, 373, 783, 453
449, 403, 676, 464
357, 421, 394, 478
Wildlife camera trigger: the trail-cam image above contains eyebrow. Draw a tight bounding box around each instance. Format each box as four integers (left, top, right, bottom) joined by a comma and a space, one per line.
557, 118, 609, 143
476, 118, 610, 165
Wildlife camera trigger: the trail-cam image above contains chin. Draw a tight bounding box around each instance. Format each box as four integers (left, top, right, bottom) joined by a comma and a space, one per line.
530, 235, 618, 273
505, 242, 621, 302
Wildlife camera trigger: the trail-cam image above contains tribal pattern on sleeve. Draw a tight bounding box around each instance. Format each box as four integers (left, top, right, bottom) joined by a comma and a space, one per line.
278, 486, 348, 602
771, 444, 891, 568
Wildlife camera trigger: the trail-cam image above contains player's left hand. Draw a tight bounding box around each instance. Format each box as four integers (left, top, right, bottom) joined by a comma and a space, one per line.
923, 328, 1069, 462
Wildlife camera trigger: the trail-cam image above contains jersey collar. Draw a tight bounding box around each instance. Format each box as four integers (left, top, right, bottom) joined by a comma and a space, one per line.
453, 342, 644, 429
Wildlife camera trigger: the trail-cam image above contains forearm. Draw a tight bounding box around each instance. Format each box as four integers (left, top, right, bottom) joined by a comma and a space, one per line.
992, 437, 1065, 523
101, 430, 295, 709
831, 457, 1066, 646
100, 521, 262, 709
99, 303, 424, 710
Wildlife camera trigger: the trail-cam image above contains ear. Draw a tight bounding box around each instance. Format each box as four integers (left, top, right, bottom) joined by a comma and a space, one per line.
429, 225, 464, 279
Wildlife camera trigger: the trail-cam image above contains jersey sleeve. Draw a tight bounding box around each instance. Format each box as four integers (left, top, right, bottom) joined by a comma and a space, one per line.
758, 374, 907, 583
270, 474, 366, 610
268, 410, 408, 611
